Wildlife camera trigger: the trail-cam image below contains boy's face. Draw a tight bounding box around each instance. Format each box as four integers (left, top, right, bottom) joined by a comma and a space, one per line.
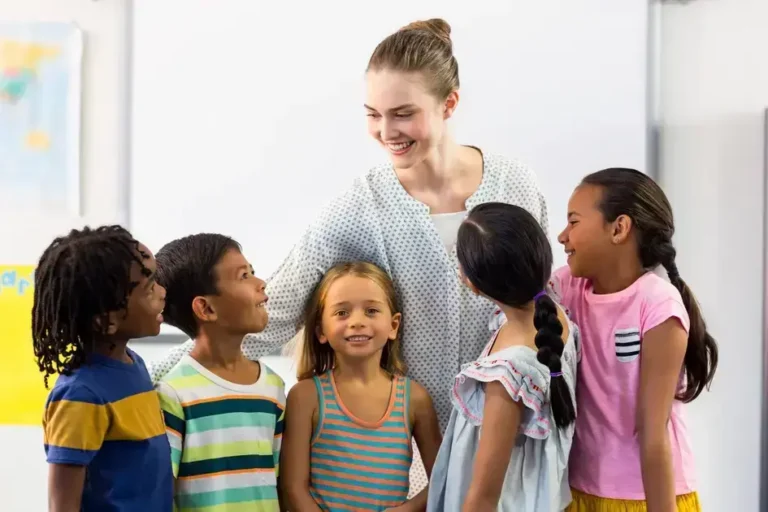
205, 249, 268, 335
114, 243, 167, 339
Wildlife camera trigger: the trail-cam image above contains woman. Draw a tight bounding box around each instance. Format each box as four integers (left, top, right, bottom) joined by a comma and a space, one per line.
150, 18, 548, 496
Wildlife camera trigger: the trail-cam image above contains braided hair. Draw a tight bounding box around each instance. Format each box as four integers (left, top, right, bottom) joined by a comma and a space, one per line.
457, 202, 576, 428
582, 168, 719, 402
32, 225, 151, 388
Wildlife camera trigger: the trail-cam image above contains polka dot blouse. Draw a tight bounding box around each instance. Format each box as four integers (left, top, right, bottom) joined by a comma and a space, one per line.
149, 152, 549, 431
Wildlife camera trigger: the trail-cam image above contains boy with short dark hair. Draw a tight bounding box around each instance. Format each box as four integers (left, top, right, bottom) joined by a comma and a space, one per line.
154, 233, 284, 512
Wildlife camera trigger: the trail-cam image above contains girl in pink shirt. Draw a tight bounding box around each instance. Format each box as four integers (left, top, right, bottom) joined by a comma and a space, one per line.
551, 168, 718, 512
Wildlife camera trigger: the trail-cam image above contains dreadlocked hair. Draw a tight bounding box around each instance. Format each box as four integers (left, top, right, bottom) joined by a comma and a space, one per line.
32, 225, 151, 388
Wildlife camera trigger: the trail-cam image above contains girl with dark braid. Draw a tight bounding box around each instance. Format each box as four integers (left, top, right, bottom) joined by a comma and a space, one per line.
32, 225, 172, 512
555, 169, 717, 512
427, 202, 579, 511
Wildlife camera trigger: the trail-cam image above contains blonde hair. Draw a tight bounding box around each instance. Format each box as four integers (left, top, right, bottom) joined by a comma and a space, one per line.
297, 261, 406, 381
367, 18, 459, 100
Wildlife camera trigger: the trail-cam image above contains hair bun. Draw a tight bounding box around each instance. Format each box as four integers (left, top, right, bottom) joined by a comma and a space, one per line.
401, 18, 452, 47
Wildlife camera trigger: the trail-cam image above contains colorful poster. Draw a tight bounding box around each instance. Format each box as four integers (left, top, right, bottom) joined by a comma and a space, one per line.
0, 265, 50, 426
0, 23, 82, 216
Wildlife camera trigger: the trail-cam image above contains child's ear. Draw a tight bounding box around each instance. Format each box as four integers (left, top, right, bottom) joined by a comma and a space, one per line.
192, 296, 217, 324
611, 214, 633, 244
315, 325, 329, 344
93, 312, 119, 335
389, 312, 402, 341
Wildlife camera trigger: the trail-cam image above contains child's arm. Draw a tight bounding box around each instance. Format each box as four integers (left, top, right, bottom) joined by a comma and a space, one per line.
462, 381, 524, 512
388, 381, 442, 512
273, 381, 287, 512
44, 383, 108, 512
156, 382, 186, 505
280, 380, 323, 512
48, 465, 86, 511
637, 318, 687, 512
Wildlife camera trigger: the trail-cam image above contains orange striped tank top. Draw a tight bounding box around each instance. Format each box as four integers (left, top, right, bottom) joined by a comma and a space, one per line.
309, 372, 412, 511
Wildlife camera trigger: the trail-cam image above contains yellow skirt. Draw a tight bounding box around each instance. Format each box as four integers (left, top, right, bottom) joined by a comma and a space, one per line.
566, 488, 701, 512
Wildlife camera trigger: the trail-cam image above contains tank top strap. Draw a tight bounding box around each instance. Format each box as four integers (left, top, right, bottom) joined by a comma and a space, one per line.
311, 373, 335, 444
391, 375, 412, 438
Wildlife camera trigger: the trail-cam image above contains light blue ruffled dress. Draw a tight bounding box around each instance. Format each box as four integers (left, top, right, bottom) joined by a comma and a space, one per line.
427, 311, 580, 512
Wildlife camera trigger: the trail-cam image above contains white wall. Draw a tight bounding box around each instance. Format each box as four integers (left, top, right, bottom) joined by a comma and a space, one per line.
659, 1, 767, 511
0, 0, 130, 509
2, 0, 766, 510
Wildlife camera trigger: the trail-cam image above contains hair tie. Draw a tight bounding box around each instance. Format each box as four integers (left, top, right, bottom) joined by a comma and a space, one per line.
550, 371, 563, 378
533, 291, 547, 302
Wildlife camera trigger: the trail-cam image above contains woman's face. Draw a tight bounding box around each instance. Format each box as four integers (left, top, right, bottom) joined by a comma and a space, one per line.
365, 69, 456, 169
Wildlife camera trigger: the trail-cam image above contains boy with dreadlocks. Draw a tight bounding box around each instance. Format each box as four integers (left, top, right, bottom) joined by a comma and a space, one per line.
153, 233, 285, 512
32, 225, 173, 511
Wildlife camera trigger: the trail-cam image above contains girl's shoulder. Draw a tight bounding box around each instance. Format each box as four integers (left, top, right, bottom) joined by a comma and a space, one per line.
286, 376, 321, 408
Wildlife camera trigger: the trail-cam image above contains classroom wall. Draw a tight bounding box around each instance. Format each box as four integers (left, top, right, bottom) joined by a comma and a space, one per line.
658, 0, 767, 510
0, 0, 131, 509
2, 1, 766, 510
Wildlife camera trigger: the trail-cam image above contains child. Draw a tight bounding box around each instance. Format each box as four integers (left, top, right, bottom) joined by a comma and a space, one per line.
280, 261, 442, 512
426, 203, 579, 512
554, 168, 718, 511
33, 225, 172, 511
153, 233, 285, 512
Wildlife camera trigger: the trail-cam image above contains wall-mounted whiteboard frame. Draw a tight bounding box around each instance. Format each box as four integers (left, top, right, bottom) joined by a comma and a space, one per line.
761, 107, 768, 512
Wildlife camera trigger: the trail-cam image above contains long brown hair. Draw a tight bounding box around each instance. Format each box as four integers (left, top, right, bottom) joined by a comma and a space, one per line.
297, 261, 406, 380
582, 168, 719, 402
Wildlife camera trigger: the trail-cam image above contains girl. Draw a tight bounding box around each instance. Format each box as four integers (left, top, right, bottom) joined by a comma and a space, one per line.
280, 262, 443, 512
554, 168, 718, 511
427, 202, 579, 512
32, 225, 172, 511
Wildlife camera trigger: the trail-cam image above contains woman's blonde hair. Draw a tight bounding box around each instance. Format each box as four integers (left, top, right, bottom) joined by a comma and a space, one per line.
297, 261, 406, 380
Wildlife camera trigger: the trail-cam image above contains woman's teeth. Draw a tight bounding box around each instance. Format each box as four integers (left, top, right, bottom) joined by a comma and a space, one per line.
388, 141, 414, 152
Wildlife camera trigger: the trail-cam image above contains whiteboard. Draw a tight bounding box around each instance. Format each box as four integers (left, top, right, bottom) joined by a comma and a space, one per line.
131, 0, 648, 282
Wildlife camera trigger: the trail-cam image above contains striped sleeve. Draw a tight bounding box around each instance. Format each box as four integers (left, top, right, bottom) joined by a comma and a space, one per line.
156, 380, 185, 477
271, 374, 286, 477
43, 382, 108, 466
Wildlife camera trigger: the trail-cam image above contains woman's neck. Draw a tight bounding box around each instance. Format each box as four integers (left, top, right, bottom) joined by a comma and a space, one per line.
398, 139, 470, 190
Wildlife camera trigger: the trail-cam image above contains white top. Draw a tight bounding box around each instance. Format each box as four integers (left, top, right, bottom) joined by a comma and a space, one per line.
430, 211, 467, 252
148, 153, 548, 431
427, 311, 580, 512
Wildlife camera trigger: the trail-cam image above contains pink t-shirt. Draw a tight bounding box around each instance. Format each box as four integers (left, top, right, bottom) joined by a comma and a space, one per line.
549, 266, 696, 499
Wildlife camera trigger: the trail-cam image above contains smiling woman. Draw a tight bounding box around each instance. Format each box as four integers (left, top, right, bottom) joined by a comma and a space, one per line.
148, 17, 549, 501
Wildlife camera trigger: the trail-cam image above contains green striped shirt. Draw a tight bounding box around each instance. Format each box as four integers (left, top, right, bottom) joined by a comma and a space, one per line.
157, 355, 285, 512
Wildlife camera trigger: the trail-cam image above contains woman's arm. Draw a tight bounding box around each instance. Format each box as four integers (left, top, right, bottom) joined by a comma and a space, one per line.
149, 188, 384, 384
637, 317, 687, 512
280, 380, 323, 512
462, 381, 523, 512
388, 382, 442, 512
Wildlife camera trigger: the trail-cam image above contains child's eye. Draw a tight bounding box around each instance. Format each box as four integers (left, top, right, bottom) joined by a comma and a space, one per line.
335, 310, 348, 317
367, 308, 380, 315
395, 113, 412, 118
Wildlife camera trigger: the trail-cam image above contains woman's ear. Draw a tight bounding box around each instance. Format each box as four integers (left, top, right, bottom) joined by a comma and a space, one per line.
443, 90, 459, 120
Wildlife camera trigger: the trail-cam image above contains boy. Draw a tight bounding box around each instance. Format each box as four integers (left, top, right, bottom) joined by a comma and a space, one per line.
154, 233, 285, 512
33, 225, 173, 511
